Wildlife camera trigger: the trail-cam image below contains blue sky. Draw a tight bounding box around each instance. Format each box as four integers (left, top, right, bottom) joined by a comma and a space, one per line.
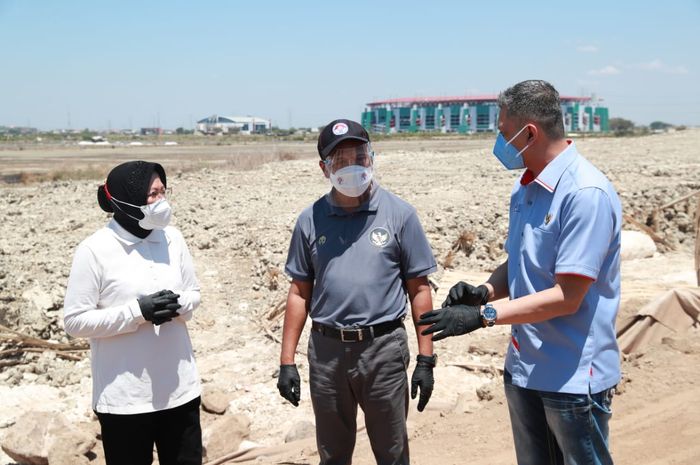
1, 0, 699, 130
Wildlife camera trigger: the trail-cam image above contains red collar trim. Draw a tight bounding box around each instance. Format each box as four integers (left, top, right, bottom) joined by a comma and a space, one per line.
534, 178, 555, 192
520, 169, 535, 185
519, 140, 573, 188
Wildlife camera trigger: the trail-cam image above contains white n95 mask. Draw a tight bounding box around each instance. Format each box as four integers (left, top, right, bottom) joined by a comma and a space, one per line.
110, 196, 173, 230
329, 165, 373, 197
136, 198, 172, 230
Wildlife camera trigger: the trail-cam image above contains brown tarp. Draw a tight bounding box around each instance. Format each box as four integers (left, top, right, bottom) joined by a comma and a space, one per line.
617, 287, 700, 354
617, 194, 699, 354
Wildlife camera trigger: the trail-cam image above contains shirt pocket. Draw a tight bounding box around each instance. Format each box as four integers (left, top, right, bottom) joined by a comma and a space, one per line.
520, 226, 557, 273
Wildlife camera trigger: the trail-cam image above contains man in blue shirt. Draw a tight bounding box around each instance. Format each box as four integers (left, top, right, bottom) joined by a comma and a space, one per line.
278, 119, 438, 465
419, 81, 621, 465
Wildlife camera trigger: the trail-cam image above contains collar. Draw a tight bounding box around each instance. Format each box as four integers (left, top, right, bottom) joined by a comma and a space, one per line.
325, 183, 382, 216
107, 219, 167, 245
522, 140, 578, 193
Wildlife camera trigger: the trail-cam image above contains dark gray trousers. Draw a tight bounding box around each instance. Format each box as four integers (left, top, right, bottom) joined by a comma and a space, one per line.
308, 325, 411, 465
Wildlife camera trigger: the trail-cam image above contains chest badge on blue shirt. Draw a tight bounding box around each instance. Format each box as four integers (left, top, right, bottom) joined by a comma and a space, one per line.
369, 227, 390, 248
318, 235, 327, 245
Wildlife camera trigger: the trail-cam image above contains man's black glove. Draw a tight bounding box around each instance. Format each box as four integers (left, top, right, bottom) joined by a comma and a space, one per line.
442, 282, 489, 308
411, 355, 436, 412
277, 364, 301, 407
418, 305, 483, 341
138, 290, 181, 326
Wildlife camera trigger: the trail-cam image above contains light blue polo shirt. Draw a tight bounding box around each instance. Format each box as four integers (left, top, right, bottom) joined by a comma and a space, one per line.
504, 141, 622, 394
285, 184, 437, 327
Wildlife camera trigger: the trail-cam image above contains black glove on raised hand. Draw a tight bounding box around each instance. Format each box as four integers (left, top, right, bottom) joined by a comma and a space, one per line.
411, 355, 436, 412
138, 290, 181, 325
277, 364, 301, 407
419, 305, 483, 341
442, 282, 489, 308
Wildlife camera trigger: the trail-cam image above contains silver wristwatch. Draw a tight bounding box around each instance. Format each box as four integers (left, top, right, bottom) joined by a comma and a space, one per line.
481, 303, 497, 327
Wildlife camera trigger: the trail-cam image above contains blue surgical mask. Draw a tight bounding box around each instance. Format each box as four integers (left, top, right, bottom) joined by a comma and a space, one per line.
492, 125, 531, 170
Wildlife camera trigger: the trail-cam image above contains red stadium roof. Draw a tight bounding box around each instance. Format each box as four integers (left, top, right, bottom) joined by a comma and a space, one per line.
367, 95, 591, 106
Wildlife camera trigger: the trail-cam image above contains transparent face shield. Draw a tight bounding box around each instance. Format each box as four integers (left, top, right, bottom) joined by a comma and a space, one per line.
324, 143, 376, 200
323, 143, 375, 174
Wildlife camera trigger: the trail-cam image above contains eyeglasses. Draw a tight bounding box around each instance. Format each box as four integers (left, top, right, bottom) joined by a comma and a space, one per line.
146, 187, 172, 199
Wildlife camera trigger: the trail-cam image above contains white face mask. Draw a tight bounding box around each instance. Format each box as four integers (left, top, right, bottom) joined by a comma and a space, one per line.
329, 165, 373, 197
111, 196, 172, 230
137, 198, 172, 230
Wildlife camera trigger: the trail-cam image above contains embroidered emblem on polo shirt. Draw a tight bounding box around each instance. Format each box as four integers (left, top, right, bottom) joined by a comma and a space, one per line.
544, 213, 553, 225
318, 235, 326, 245
369, 227, 390, 247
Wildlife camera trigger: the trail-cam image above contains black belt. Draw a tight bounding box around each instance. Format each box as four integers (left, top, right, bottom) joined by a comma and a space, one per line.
311, 319, 403, 342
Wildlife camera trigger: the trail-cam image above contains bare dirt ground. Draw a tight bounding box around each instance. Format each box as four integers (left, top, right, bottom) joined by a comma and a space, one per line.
1, 130, 699, 464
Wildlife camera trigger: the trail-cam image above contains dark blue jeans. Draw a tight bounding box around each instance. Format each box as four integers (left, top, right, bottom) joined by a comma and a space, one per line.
504, 371, 615, 465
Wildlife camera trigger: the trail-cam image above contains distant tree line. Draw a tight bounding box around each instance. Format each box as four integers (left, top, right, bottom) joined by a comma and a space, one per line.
609, 118, 687, 136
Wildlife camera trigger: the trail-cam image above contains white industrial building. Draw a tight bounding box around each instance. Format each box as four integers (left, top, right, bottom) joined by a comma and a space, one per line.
196, 115, 271, 135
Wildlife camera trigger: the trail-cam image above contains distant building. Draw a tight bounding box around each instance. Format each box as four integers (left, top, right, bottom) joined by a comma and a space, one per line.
362, 95, 609, 134
140, 127, 162, 136
196, 115, 271, 135
0, 126, 38, 135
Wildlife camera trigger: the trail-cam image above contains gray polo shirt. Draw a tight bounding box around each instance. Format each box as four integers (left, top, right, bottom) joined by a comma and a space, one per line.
285, 184, 437, 327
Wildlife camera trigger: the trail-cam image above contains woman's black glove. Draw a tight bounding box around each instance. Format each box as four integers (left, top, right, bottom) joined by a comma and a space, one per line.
138, 290, 181, 325
442, 282, 489, 307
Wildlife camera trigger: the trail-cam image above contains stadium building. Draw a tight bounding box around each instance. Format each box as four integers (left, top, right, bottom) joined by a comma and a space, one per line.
196, 115, 271, 135
361, 95, 608, 134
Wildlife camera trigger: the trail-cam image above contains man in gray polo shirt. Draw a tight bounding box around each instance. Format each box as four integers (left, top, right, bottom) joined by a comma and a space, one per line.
277, 119, 438, 465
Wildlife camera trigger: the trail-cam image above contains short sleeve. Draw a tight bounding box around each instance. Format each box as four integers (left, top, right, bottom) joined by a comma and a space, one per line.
285, 217, 314, 282
555, 188, 615, 280
399, 211, 437, 279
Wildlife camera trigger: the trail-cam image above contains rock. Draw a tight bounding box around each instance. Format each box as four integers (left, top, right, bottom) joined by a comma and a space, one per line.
0, 411, 96, 465
662, 336, 700, 354
284, 420, 316, 443
201, 386, 231, 414
84, 443, 106, 465
202, 414, 250, 460
18, 286, 51, 334
453, 391, 476, 413
47, 431, 92, 465
476, 383, 495, 402
621, 230, 657, 260
22, 285, 53, 311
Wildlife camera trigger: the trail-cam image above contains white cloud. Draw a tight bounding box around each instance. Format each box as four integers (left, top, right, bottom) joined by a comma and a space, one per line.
635, 59, 688, 74
577, 45, 598, 53
588, 65, 621, 76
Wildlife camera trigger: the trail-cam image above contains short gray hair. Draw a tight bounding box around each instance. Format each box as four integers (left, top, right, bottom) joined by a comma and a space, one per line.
497, 80, 565, 139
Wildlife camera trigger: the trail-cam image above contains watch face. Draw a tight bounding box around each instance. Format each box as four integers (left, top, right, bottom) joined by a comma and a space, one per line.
483, 305, 497, 321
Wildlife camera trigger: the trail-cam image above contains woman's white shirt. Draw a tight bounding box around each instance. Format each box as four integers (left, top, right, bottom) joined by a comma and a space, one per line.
64, 219, 201, 414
